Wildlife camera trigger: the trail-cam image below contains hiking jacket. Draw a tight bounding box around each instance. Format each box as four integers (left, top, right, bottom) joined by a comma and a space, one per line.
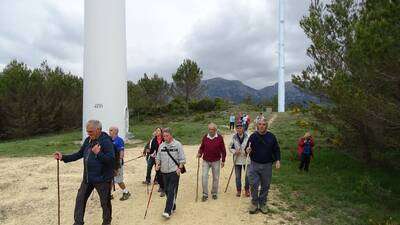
229, 133, 250, 165
297, 137, 314, 157
62, 132, 115, 183
156, 139, 186, 173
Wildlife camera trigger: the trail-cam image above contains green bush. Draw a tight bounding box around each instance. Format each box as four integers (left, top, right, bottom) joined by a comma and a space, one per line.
189, 98, 216, 112
167, 97, 187, 115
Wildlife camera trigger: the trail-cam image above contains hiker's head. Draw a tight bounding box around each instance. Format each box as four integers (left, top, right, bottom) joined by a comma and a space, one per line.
108, 126, 119, 139
86, 120, 102, 140
236, 124, 244, 135
304, 132, 311, 139
162, 127, 173, 143
208, 123, 217, 136
154, 127, 163, 137
257, 118, 268, 133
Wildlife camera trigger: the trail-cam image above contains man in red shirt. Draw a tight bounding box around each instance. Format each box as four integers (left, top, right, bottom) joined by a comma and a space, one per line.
197, 123, 226, 201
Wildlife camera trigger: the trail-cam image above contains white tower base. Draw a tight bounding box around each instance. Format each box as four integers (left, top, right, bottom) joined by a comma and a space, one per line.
83, 0, 128, 140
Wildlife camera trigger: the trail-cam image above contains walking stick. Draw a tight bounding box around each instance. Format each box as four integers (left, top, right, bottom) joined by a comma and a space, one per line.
196, 157, 200, 202
57, 159, 60, 225
224, 153, 240, 193
124, 155, 144, 164
144, 172, 158, 219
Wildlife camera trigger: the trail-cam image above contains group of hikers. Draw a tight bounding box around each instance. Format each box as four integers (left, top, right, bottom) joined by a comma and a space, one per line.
229, 112, 266, 132
53, 112, 314, 225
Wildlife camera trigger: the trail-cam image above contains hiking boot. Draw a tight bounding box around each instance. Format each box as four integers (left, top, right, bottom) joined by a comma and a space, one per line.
259, 204, 268, 214
162, 212, 170, 219
212, 194, 218, 200
120, 192, 131, 201
248, 203, 258, 214
160, 191, 166, 197
236, 190, 241, 197
245, 189, 250, 197
201, 196, 208, 202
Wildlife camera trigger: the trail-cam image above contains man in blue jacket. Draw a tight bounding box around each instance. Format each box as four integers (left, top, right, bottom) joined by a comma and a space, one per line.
54, 120, 115, 225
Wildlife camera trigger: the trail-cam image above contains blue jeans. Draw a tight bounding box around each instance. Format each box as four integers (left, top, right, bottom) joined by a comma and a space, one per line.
145, 157, 155, 182
248, 161, 272, 206
235, 165, 249, 191
146, 157, 164, 189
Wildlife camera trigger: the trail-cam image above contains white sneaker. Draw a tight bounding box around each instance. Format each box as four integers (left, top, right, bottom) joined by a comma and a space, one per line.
162, 212, 170, 219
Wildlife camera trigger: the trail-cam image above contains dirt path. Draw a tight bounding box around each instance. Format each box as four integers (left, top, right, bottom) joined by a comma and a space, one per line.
0, 113, 298, 225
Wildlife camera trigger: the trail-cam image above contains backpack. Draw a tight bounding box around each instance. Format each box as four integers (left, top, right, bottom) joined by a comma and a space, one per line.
106, 134, 121, 172
113, 143, 121, 171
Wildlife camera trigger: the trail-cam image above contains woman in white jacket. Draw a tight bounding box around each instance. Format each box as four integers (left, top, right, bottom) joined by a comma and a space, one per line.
229, 123, 251, 197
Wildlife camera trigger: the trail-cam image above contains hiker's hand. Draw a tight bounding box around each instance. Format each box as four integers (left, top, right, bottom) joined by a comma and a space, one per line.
54, 152, 62, 160
245, 143, 252, 154
235, 149, 241, 155
197, 153, 202, 158
275, 161, 281, 169
92, 144, 101, 155
245, 147, 252, 154
221, 162, 225, 168
176, 168, 181, 176
155, 164, 160, 171
120, 151, 124, 159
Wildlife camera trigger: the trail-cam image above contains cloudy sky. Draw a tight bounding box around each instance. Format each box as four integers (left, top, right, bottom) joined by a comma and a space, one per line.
0, 0, 312, 89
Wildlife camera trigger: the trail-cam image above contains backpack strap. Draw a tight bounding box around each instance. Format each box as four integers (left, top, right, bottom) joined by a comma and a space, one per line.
165, 147, 180, 167
164, 147, 186, 173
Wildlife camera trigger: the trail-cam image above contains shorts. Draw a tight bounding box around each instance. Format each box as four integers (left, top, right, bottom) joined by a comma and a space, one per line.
114, 165, 124, 184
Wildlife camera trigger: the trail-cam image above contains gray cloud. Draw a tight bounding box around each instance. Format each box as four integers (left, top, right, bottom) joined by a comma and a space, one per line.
0, 0, 312, 89
183, 0, 312, 89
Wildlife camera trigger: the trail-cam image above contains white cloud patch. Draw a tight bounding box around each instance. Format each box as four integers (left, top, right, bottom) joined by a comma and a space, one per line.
0, 0, 312, 89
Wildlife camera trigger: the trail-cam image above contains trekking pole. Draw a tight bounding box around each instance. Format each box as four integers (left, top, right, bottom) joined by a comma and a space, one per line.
144, 172, 158, 219
196, 157, 200, 202
57, 159, 60, 225
224, 154, 239, 193
124, 155, 144, 164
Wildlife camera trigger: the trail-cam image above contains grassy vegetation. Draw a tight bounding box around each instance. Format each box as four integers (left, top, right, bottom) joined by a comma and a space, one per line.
0, 130, 81, 157
0, 109, 237, 157
270, 112, 400, 225
130, 111, 231, 146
